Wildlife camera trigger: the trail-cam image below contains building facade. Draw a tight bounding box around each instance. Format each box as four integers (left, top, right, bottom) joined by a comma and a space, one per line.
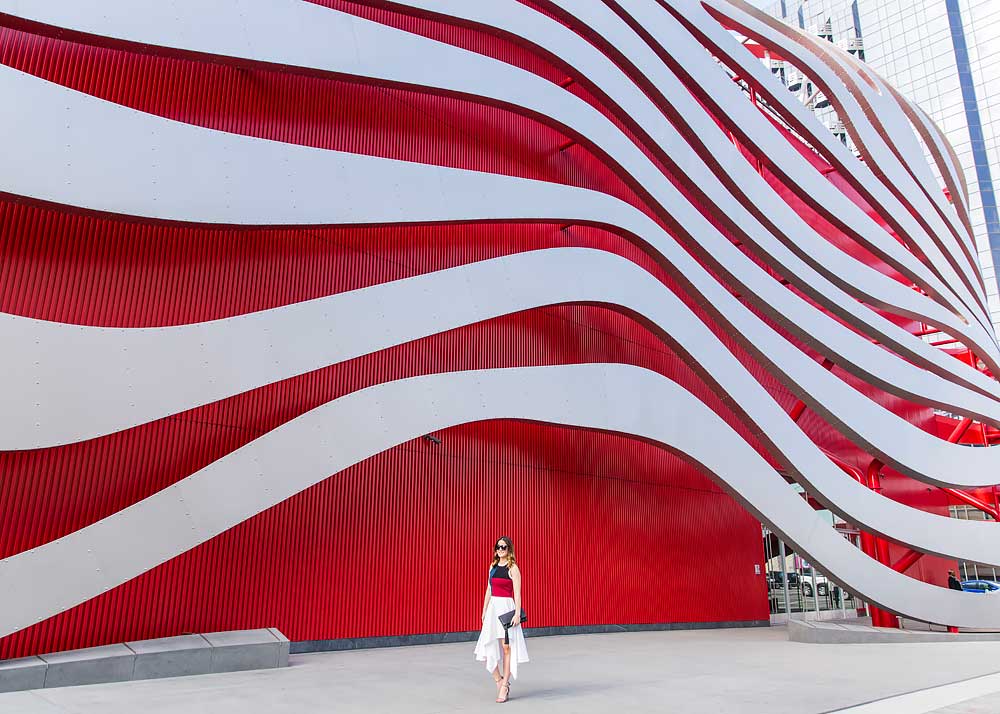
763, 0, 1000, 329
1, 1, 999, 660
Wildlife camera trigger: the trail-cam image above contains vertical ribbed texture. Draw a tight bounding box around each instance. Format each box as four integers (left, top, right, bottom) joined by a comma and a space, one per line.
4, 421, 765, 657
0, 6, 941, 659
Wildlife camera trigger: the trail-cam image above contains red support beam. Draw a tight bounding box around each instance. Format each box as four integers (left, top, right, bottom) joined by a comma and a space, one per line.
930, 337, 961, 347
940, 417, 1000, 518
891, 549, 925, 573
864, 459, 899, 629
947, 417, 973, 443
823, 457, 887, 619
788, 359, 834, 422
786, 379, 919, 629
817, 453, 897, 628
935, 413, 998, 632
865, 459, 883, 493
941, 487, 1000, 521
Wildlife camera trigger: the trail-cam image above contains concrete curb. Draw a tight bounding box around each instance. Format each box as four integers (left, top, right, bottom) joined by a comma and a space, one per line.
40, 644, 135, 689
0, 628, 288, 694
0, 656, 47, 693
127, 634, 213, 681
788, 618, 1000, 644
291, 619, 770, 653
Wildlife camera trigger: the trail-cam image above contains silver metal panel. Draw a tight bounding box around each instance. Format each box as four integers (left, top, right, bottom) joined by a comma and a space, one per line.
0, 0, 993, 361
690, 0, 990, 329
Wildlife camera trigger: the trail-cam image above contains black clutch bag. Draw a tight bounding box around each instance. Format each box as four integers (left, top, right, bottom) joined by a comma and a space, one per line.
498, 608, 527, 628
498, 608, 527, 645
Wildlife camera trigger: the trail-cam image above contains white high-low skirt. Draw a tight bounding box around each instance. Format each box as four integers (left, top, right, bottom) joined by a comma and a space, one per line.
474, 596, 530, 680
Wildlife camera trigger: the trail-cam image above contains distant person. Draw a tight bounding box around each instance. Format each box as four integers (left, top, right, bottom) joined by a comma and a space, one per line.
949, 570, 963, 591
474, 536, 529, 703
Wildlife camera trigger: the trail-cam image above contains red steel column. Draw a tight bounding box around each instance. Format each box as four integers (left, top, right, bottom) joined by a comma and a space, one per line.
786, 361, 897, 627
865, 459, 899, 629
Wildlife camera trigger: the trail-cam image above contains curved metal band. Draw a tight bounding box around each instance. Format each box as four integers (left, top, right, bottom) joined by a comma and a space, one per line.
4, 363, 1000, 640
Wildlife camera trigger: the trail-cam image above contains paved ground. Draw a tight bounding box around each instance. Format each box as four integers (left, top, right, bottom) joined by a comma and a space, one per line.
5, 626, 1000, 713
934, 695, 1000, 713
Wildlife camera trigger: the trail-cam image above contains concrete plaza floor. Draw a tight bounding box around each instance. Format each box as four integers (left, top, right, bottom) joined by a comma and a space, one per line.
4, 626, 1000, 713
936, 694, 1000, 713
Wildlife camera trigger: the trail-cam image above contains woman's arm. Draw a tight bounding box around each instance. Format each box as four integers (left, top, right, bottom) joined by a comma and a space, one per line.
482, 582, 491, 621
510, 565, 522, 627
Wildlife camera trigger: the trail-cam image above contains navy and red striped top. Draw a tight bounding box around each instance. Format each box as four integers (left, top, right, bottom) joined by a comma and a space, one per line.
490, 563, 514, 598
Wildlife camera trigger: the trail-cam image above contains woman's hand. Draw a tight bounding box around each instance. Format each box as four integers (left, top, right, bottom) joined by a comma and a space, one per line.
509, 613, 520, 628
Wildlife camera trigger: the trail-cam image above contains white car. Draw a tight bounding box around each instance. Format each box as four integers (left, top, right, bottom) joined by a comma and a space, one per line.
799, 567, 830, 597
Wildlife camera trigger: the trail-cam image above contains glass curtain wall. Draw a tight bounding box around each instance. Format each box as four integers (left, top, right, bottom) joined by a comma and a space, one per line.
762, 490, 866, 620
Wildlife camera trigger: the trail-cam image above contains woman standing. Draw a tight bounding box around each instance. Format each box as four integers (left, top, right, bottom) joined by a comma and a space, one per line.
474, 536, 529, 703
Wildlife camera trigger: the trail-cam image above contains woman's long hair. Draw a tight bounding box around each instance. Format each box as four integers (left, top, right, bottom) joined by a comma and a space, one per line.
490, 536, 516, 570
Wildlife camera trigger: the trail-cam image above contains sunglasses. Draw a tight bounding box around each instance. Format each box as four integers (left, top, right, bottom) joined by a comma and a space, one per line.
495, 544, 509, 551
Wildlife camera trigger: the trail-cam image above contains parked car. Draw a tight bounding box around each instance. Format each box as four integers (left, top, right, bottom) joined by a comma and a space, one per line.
962, 580, 1000, 594
799, 567, 829, 597
766, 571, 799, 589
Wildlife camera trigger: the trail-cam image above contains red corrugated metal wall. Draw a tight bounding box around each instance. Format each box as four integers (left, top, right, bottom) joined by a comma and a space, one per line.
0, 4, 946, 658
5, 421, 764, 655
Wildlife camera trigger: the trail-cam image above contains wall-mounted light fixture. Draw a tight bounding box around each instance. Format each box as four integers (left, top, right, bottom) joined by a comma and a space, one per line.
423, 434, 442, 445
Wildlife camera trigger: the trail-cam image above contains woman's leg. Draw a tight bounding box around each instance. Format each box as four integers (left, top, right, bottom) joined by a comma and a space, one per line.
496, 639, 511, 702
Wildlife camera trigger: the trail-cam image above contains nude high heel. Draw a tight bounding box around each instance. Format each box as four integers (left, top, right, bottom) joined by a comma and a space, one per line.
496, 679, 510, 704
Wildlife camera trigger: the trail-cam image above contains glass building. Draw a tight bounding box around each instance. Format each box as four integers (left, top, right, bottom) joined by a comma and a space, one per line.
761, 0, 1000, 330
